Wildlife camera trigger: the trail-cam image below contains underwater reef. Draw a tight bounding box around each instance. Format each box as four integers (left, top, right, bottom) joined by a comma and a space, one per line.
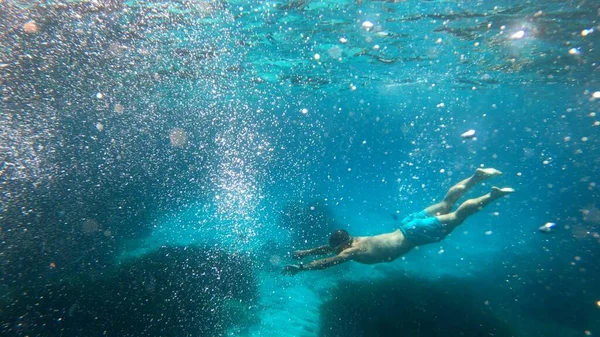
319, 274, 514, 337
0, 246, 258, 337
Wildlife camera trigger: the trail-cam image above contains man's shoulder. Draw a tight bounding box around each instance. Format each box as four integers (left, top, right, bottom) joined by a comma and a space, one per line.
349, 236, 367, 246
346, 238, 370, 252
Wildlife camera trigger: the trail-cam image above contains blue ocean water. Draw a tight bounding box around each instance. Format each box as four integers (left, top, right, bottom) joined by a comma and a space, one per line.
1, 1, 599, 336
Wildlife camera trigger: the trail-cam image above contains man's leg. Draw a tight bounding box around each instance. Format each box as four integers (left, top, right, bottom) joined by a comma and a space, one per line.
436, 186, 514, 229
424, 168, 503, 216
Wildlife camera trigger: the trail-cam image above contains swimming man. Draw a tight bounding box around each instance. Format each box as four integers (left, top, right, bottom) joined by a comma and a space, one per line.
282, 168, 514, 275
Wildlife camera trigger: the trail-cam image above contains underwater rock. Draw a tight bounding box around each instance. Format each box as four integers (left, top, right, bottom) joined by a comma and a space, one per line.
319, 274, 514, 337
0, 246, 259, 337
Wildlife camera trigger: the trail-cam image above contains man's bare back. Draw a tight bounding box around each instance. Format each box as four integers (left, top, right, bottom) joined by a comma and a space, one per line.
282, 168, 514, 276
346, 230, 413, 264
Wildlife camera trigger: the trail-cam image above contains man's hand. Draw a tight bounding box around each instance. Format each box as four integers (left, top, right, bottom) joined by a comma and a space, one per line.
281, 264, 304, 276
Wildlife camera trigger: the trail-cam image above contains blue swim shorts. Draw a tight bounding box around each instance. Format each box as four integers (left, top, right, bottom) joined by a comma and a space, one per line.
398, 210, 449, 246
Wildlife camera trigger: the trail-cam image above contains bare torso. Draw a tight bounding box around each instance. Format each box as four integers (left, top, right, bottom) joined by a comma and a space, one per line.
345, 229, 414, 264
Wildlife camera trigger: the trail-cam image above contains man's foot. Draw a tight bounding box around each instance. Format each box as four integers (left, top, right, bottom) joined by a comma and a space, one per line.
475, 168, 503, 179
490, 186, 514, 198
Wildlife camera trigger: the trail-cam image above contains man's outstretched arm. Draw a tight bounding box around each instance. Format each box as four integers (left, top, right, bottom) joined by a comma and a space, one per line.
282, 249, 354, 276
293, 245, 333, 259
304, 254, 349, 270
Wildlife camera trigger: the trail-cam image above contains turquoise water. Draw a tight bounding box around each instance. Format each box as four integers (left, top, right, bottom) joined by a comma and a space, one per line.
1, 1, 599, 336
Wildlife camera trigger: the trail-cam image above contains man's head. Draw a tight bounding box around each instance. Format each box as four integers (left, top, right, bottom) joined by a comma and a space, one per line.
329, 229, 352, 250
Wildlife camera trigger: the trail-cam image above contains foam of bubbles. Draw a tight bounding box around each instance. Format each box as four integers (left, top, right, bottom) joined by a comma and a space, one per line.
113, 103, 125, 114
169, 128, 188, 147
0, 106, 57, 212
23, 21, 38, 34
82, 218, 99, 233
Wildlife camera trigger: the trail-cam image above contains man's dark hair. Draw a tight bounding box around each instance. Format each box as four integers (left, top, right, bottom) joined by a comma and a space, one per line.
329, 229, 351, 248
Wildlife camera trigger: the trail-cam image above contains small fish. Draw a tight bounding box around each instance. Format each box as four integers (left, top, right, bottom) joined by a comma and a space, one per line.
538, 222, 556, 233
374, 31, 394, 38
461, 129, 476, 138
